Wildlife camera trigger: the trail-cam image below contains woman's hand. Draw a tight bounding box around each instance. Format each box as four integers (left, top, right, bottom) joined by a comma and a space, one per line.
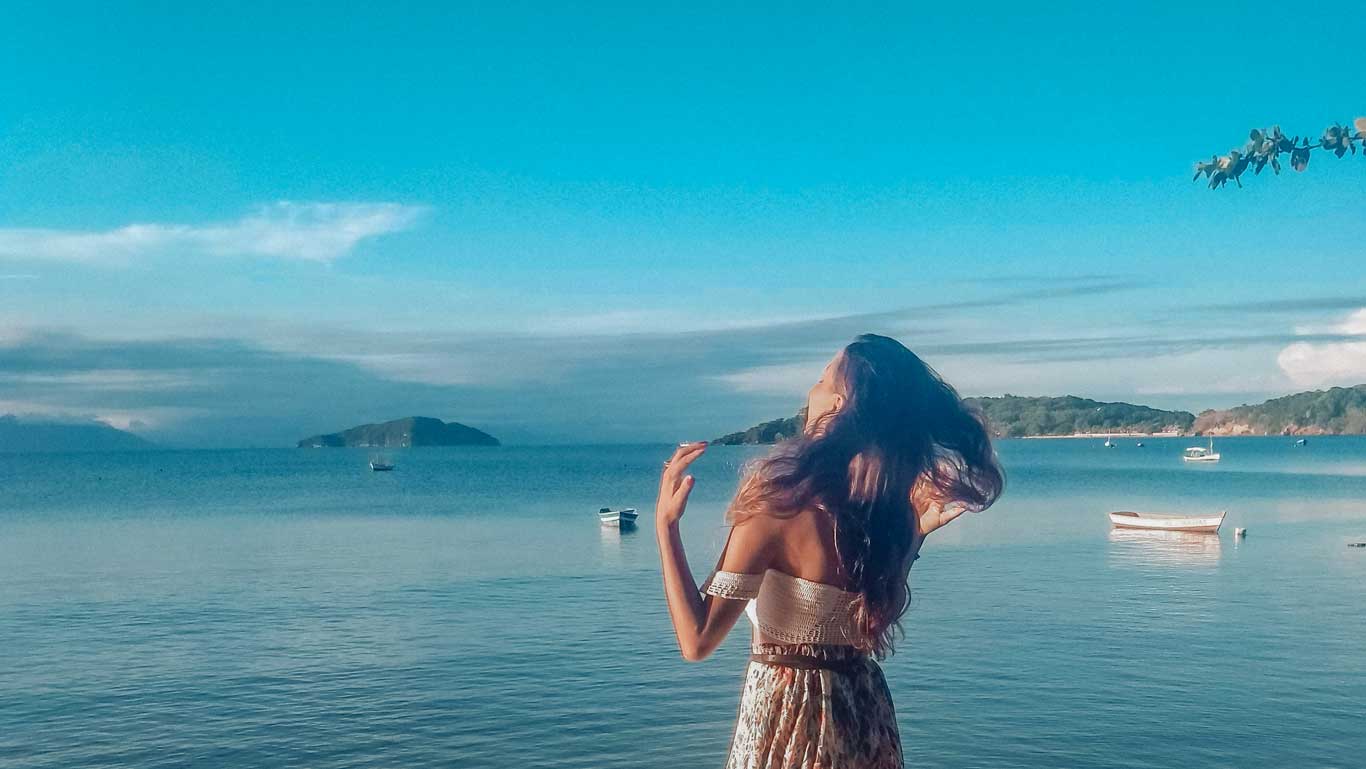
656, 441, 706, 526
918, 500, 970, 536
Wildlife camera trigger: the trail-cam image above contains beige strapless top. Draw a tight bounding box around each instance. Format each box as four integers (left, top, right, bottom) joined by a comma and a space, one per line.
701, 568, 861, 646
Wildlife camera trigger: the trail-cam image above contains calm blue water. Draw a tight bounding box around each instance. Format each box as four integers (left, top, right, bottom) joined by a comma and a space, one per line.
2, 437, 1364, 768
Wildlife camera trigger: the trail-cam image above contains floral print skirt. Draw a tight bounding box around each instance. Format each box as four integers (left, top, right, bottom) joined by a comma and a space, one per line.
725, 643, 902, 769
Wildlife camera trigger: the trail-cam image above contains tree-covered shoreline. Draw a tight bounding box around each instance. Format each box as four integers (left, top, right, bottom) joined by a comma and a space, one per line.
1195, 385, 1366, 436
714, 386, 1366, 444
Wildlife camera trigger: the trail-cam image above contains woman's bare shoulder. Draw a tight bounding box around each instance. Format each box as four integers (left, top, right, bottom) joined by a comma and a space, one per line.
727, 505, 792, 537
714, 507, 789, 574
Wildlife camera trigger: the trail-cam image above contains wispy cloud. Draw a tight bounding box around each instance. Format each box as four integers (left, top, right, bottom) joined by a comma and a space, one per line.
949, 273, 1141, 288
5, 286, 1345, 446
0, 202, 427, 264
1201, 296, 1366, 314
709, 361, 826, 396
0, 369, 198, 391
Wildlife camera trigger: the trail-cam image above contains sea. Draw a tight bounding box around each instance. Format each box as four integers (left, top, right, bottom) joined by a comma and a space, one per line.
2, 437, 1364, 769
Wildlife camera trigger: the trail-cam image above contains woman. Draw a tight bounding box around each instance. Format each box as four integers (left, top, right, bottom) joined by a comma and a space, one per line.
656, 333, 1004, 769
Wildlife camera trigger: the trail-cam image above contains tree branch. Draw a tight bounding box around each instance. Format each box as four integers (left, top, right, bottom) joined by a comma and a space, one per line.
1194, 117, 1366, 189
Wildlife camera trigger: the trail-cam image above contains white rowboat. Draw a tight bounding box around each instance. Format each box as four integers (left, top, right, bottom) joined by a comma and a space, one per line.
1109, 510, 1226, 533
598, 507, 638, 527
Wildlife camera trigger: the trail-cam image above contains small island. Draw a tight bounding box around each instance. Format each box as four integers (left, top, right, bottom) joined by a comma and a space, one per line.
297, 416, 500, 448
0, 415, 156, 453
712, 411, 807, 445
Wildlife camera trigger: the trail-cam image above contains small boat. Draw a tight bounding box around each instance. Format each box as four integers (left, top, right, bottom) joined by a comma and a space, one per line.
1108, 510, 1226, 533
369, 455, 395, 471
1104, 436, 1115, 448
1135, 442, 1145, 447
1295, 438, 1307, 446
598, 507, 638, 527
1182, 438, 1221, 463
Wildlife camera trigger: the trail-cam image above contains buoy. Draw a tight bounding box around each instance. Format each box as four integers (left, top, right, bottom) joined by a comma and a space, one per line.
1349, 542, 1366, 548
1234, 527, 1247, 537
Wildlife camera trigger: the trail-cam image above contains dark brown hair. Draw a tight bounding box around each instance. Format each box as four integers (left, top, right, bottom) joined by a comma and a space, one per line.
731, 334, 1004, 657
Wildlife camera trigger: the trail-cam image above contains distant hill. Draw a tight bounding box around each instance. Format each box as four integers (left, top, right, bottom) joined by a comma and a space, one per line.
1194, 384, 1366, 435
297, 416, 500, 448
712, 413, 805, 445
715, 395, 1196, 444
0, 415, 156, 453
968, 395, 1195, 438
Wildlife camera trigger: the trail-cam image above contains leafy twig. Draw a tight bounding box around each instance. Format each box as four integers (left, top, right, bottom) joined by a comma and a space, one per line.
1194, 117, 1366, 189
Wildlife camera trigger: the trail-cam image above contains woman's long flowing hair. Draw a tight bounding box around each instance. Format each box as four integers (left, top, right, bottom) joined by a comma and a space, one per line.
731, 334, 1004, 657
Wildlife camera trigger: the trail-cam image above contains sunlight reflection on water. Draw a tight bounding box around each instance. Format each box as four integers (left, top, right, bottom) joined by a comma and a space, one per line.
1107, 528, 1222, 568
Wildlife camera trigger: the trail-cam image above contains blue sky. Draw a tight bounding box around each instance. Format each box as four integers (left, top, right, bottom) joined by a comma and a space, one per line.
1, 2, 1363, 446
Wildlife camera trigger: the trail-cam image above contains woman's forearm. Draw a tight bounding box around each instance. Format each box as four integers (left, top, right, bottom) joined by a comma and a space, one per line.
657, 521, 707, 658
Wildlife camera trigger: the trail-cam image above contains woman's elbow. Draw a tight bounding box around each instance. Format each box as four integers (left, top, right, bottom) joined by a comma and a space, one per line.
679, 639, 716, 662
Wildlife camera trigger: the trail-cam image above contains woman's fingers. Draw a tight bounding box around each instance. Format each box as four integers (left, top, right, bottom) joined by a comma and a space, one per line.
671, 442, 706, 470
668, 441, 706, 465
668, 444, 706, 486
660, 441, 706, 491
655, 443, 705, 523
671, 474, 696, 506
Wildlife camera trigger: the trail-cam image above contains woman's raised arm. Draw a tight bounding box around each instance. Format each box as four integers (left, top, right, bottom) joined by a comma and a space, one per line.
655, 443, 777, 661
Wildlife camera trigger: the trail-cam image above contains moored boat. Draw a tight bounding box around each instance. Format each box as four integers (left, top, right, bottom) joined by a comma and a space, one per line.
1108, 510, 1226, 533
1182, 438, 1221, 463
598, 507, 638, 527
369, 455, 395, 471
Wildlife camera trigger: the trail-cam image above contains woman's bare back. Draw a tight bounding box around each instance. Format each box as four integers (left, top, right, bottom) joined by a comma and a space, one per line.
765, 507, 851, 590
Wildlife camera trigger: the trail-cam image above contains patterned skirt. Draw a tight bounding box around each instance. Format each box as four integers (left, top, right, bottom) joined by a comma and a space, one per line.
725, 643, 902, 769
